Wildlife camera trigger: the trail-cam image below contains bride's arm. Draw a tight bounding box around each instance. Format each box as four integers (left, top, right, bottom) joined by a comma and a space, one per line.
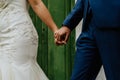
28, 0, 58, 32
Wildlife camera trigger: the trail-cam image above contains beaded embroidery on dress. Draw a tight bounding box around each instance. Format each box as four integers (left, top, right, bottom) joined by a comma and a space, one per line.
0, 0, 49, 80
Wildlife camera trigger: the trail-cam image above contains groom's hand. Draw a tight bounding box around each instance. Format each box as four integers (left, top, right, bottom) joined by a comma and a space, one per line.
54, 26, 71, 45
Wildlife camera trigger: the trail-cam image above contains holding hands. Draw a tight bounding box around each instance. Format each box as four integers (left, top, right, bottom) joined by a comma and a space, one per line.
54, 26, 71, 45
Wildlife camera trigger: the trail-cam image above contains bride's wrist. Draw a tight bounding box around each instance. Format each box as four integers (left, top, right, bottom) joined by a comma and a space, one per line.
52, 26, 58, 33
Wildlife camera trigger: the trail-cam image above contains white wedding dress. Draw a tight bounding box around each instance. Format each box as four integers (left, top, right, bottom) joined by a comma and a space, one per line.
0, 0, 49, 80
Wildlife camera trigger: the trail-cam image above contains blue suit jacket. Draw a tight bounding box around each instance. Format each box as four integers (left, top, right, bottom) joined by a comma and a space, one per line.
63, 0, 120, 31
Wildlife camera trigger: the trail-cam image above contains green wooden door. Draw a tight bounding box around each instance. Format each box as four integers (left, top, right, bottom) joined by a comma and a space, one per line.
29, 0, 75, 80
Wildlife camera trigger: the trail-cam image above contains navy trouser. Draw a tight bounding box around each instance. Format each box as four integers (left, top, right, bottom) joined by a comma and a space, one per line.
71, 21, 102, 80
95, 28, 120, 80
71, 18, 120, 80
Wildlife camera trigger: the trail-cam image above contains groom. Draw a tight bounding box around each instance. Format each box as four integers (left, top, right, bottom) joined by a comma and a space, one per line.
55, 0, 120, 80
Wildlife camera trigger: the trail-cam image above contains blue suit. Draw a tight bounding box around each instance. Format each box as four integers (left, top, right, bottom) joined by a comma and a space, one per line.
63, 0, 120, 80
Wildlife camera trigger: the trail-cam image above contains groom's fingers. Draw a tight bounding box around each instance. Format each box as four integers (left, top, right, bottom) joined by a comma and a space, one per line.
64, 33, 69, 42
54, 30, 67, 45
54, 38, 66, 45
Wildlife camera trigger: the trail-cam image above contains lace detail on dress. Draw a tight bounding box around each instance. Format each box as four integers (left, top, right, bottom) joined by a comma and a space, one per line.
0, 0, 12, 12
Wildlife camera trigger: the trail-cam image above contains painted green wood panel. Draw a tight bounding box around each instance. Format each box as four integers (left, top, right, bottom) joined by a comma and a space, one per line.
29, 0, 75, 80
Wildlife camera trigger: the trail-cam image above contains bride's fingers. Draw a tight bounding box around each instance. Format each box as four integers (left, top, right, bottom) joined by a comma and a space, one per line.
56, 32, 61, 41
54, 31, 57, 38
54, 31, 60, 40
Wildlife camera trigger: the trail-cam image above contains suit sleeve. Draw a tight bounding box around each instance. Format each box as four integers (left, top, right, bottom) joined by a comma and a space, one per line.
62, 0, 84, 31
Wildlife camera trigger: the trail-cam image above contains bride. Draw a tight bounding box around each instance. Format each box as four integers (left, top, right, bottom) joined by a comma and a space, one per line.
0, 0, 58, 80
